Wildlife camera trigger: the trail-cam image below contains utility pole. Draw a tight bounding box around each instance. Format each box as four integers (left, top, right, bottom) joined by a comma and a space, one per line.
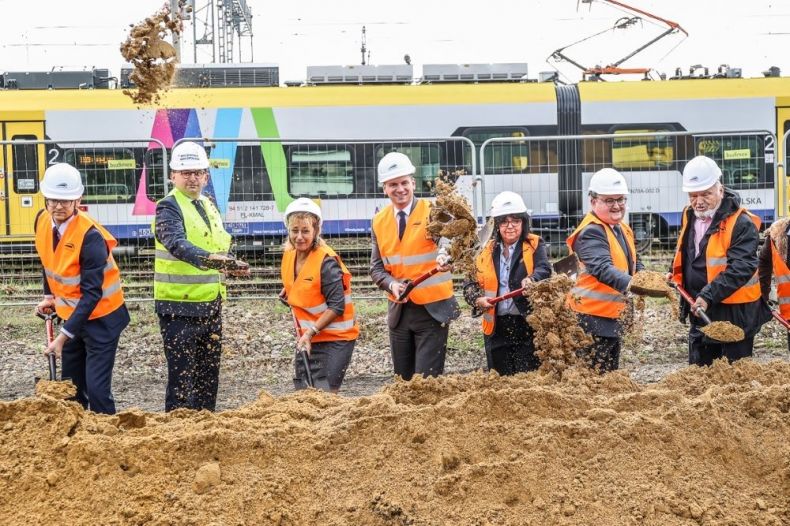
170, 0, 183, 62
360, 26, 367, 65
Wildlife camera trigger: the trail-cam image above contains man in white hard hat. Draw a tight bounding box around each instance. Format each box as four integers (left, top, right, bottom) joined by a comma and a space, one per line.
463, 191, 552, 375
670, 155, 769, 366
34, 163, 129, 414
566, 167, 643, 373
154, 141, 249, 411
370, 151, 460, 380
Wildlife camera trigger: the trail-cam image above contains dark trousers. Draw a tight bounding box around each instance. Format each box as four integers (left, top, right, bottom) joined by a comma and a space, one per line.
689, 325, 754, 366
579, 335, 621, 374
484, 315, 540, 375
389, 302, 448, 380
159, 313, 222, 412
60, 326, 120, 415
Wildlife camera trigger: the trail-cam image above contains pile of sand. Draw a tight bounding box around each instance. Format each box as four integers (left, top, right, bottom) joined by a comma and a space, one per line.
1, 360, 788, 524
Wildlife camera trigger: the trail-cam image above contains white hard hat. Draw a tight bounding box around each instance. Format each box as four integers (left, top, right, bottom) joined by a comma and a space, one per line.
682, 156, 721, 192
284, 197, 322, 227
377, 152, 416, 185
589, 168, 629, 195
489, 191, 528, 217
40, 163, 84, 200
170, 141, 209, 171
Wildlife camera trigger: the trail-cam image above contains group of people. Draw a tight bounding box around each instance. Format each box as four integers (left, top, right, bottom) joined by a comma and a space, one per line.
32, 142, 782, 414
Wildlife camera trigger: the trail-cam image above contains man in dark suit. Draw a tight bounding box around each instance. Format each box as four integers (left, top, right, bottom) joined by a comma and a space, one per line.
370, 152, 460, 380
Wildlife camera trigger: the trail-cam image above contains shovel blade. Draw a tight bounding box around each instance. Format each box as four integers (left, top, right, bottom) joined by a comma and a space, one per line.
552, 253, 578, 277
293, 350, 331, 391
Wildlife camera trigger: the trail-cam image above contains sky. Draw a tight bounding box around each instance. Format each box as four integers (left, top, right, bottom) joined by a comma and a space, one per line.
1, 0, 788, 84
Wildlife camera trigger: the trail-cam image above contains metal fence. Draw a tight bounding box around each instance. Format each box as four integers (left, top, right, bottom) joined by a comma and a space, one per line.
0, 131, 780, 303
480, 130, 777, 255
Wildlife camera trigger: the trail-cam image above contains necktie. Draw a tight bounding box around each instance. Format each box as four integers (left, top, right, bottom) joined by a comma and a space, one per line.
52, 226, 60, 251
502, 243, 510, 261
397, 210, 407, 241
193, 199, 212, 230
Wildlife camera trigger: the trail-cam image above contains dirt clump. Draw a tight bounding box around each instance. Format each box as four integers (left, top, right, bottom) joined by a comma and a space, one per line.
34, 380, 76, 400
427, 176, 479, 278
1, 360, 789, 525
526, 273, 593, 376
629, 270, 673, 297
120, 2, 189, 104
701, 320, 746, 343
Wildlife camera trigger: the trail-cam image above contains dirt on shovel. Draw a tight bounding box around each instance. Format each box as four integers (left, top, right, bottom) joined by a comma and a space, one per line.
426, 175, 478, 279
701, 321, 746, 343
629, 270, 674, 298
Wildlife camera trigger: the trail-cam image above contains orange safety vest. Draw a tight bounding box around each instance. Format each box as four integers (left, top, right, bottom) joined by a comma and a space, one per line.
475, 235, 539, 335
34, 210, 125, 321
371, 199, 454, 304
769, 240, 790, 320
670, 206, 761, 304
282, 244, 359, 342
566, 213, 636, 319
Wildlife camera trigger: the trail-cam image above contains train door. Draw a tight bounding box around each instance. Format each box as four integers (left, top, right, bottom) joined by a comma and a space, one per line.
776, 105, 790, 219
0, 119, 46, 239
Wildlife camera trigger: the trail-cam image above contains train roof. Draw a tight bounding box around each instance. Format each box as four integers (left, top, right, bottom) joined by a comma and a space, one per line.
4, 77, 790, 112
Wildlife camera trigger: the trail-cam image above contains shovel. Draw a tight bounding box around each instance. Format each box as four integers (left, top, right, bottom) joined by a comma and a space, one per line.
290, 310, 331, 391
484, 254, 580, 305
35, 311, 58, 383
770, 309, 790, 331
671, 282, 745, 343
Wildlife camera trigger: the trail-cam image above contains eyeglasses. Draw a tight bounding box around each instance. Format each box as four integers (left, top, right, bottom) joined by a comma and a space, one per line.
498, 218, 523, 227
45, 199, 75, 208
598, 197, 627, 207
177, 170, 207, 180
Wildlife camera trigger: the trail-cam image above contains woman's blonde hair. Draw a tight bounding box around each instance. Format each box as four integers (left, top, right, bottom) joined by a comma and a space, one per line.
283, 211, 325, 251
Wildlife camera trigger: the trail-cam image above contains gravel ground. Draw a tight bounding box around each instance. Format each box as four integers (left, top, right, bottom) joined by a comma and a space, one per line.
1, 297, 788, 412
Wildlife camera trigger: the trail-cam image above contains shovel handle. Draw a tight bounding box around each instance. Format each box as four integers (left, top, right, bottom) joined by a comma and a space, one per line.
673, 282, 713, 325
396, 266, 443, 302
488, 287, 526, 305
771, 309, 790, 331
44, 316, 57, 381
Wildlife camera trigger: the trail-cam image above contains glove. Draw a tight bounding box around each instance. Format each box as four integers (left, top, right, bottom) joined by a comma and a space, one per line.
436, 246, 451, 267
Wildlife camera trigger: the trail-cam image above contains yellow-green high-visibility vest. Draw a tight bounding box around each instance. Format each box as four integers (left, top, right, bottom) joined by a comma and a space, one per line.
153, 189, 232, 303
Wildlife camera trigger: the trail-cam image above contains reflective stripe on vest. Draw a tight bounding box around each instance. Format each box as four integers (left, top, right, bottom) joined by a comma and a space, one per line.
281, 244, 359, 342
153, 189, 231, 303
35, 210, 125, 321
770, 239, 790, 320
671, 206, 761, 304
475, 236, 539, 335
371, 199, 454, 305
565, 212, 636, 319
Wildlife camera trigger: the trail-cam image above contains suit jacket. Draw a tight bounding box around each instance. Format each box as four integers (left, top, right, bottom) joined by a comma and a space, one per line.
370, 199, 460, 328
463, 237, 552, 316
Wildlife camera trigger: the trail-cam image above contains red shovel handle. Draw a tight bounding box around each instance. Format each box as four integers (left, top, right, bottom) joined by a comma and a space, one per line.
396, 266, 441, 302
672, 282, 713, 326
771, 309, 790, 330
488, 287, 525, 305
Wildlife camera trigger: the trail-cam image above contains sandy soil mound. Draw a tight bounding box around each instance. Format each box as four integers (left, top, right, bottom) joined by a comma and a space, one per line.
1, 360, 788, 525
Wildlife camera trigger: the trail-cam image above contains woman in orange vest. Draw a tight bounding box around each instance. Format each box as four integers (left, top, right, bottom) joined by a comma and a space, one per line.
463, 192, 551, 375
33, 163, 129, 414
280, 198, 359, 393
567, 168, 642, 373
673, 156, 770, 366
759, 217, 790, 351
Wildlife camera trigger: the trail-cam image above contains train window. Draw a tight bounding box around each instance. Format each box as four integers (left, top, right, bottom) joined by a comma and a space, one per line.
144, 149, 170, 201
229, 145, 273, 202
462, 128, 530, 175
64, 148, 137, 204
611, 129, 675, 170
287, 146, 353, 197
695, 135, 769, 189
375, 144, 443, 193
11, 135, 39, 194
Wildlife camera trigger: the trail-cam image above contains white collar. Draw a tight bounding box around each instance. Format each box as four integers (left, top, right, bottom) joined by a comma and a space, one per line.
393, 198, 414, 219
51, 212, 77, 236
